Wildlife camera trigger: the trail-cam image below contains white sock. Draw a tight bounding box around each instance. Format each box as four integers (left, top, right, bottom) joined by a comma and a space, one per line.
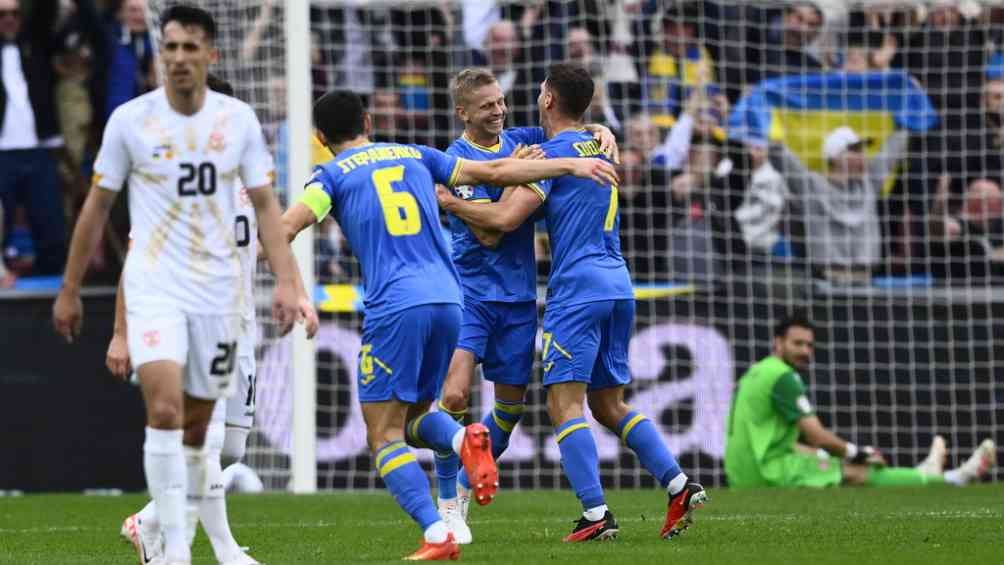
451, 428, 465, 455
184, 445, 205, 546
943, 469, 966, 486
424, 520, 450, 543
200, 448, 244, 561
144, 427, 189, 561
136, 499, 159, 533
583, 504, 608, 521
667, 472, 688, 496
438, 497, 457, 506
221, 426, 249, 467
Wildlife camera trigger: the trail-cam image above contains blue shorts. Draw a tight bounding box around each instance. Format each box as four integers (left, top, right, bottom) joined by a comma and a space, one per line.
358, 304, 462, 404
541, 299, 634, 390
456, 299, 537, 386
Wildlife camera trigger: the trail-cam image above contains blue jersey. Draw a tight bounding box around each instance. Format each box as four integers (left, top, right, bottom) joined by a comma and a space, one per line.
305, 143, 464, 318
530, 130, 633, 308
445, 127, 546, 302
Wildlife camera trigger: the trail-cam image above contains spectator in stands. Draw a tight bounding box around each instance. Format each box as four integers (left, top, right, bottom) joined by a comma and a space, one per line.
928, 177, 1004, 279
640, 2, 718, 128
959, 76, 1004, 183
842, 28, 894, 73
482, 19, 536, 127
894, 0, 987, 125
623, 113, 661, 166
747, 1, 826, 83
771, 125, 908, 284
734, 141, 791, 257
616, 145, 671, 280
650, 86, 728, 170
97, 0, 153, 123
567, 25, 621, 133
0, 0, 67, 276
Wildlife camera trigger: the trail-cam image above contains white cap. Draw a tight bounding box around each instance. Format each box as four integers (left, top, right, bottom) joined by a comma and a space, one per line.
822, 126, 868, 160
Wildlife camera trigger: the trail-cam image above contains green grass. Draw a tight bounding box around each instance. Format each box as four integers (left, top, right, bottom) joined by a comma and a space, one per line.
1, 485, 1002, 564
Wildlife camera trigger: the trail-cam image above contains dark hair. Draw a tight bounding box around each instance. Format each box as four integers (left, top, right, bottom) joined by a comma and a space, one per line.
544, 62, 594, 120
314, 90, 366, 145
160, 4, 217, 42
206, 73, 234, 97
787, 1, 824, 22
774, 310, 815, 338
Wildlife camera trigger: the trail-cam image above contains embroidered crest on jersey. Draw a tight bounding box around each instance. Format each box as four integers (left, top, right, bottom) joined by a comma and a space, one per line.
152, 143, 175, 160
208, 131, 226, 153
454, 185, 474, 199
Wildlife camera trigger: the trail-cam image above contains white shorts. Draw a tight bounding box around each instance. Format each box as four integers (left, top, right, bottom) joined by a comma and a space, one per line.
127, 311, 243, 400
222, 352, 256, 429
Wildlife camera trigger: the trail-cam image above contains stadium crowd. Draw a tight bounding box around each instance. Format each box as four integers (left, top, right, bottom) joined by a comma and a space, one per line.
5, 0, 1004, 287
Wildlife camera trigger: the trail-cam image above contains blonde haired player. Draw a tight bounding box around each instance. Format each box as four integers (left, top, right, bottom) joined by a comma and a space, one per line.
109, 75, 322, 565
53, 7, 306, 565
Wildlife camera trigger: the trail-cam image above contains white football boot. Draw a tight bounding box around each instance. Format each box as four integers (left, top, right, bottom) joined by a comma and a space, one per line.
438, 497, 473, 545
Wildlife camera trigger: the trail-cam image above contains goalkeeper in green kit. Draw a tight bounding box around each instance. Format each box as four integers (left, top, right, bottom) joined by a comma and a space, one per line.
725, 312, 996, 488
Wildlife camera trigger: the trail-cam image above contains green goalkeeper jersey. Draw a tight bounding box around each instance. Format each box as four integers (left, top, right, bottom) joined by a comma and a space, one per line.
725, 355, 816, 487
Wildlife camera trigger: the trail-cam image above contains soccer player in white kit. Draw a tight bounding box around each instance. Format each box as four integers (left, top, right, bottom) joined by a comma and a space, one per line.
106, 75, 318, 565
53, 7, 304, 565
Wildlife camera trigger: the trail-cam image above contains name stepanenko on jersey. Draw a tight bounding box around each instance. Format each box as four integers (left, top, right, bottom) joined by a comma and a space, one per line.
94, 88, 274, 316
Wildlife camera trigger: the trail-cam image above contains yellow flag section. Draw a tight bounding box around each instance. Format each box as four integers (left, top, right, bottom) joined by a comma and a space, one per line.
311, 135, 334, 166
730, 71, 938, 196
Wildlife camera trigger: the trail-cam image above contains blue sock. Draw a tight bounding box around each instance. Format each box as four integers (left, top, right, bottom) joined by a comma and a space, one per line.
617, 411, 682, 488
459, 399, 524, 490
555, 418, 605, 510
434, 401, 466, 500
406, 411, 462, 452
375, 441, 441, 530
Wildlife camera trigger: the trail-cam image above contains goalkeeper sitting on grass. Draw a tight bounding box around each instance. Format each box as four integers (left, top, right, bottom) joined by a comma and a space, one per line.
725, 312, 996, 488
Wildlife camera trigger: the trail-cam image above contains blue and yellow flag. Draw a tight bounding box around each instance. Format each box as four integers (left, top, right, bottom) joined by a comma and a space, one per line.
728, 71, 937, 172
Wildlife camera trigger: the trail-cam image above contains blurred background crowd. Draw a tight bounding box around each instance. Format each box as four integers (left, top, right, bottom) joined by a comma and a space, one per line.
5, 0, 1004, 289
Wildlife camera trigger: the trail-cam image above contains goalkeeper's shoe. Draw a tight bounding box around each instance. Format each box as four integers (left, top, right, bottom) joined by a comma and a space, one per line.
916, 435, 947, 476
661, 482, 708, 540
121, 513, 164, 564
403, 533, 460, 561
953, 439, 997, 484
562, 511, 619, 542
459, 423, 498, 506
438, 498, 472, 545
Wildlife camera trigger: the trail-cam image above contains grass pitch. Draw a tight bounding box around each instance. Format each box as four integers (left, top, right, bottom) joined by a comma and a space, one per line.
1, 485, 1002, 564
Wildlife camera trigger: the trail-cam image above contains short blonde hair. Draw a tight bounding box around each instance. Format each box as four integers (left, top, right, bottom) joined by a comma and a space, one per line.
450, 67, 498, 108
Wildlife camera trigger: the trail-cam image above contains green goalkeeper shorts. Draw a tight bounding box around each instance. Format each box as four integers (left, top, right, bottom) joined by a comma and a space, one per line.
761, 452, 843, 488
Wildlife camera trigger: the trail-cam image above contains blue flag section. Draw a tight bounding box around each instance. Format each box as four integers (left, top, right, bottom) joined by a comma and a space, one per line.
728, 71, 938, 172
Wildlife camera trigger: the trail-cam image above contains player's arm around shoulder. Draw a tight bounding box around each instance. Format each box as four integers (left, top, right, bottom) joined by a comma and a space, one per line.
437, 181, 543, 234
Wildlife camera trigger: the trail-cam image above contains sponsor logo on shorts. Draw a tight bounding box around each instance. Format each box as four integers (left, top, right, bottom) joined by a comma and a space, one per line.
142, 330, 160, 348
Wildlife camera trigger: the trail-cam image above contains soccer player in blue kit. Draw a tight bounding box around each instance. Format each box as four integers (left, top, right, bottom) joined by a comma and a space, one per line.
279, 90, 619, 560
432, 67, 620, 544
437, 63, 708, 543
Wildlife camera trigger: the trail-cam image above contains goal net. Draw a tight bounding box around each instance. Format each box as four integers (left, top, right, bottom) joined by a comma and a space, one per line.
148, 0, 1002, 490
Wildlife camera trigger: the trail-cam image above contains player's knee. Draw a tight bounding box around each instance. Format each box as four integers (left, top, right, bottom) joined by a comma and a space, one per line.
183, 421, 210, 447
547, 390, 583, 426
587, 397, 629, 431
147, 400, 182, 429
221, 428, 249, 466
440, 386, 469, 413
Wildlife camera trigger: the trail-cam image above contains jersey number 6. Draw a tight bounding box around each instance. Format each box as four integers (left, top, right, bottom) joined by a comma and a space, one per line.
372, 165, 421, 236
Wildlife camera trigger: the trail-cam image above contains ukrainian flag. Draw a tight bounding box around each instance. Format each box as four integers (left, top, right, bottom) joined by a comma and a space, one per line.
728, 71, 937, 173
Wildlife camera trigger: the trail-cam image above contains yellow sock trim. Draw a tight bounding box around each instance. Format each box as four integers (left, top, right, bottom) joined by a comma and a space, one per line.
619, 414, 647, 443
378, 452, 417, 476
556, 422, 590, 443
375, 441, 407, 469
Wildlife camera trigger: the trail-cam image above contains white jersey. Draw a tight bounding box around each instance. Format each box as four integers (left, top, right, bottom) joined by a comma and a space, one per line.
94, 88, 274, 315
236, 183, 258, 327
